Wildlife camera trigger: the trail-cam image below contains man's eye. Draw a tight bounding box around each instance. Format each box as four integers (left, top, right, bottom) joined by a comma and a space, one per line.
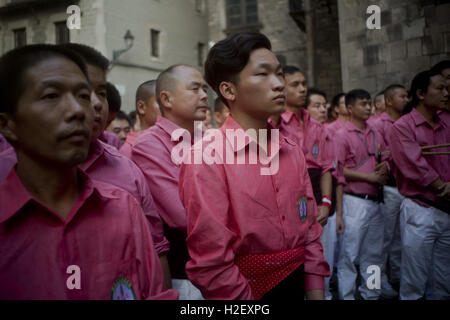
42, 93, 58, 100
97, 91, 107, 98
256, 72, 268, 76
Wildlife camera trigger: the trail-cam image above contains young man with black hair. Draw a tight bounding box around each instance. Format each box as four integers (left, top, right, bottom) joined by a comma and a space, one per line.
326, 93, 348, 133
98, 82, 122, 149
131, 64, 208, 300
0, 44, 176, 299
62, 43, 172, 290
179, 32, 329, 300
120, 80, 161, 158
213, 97, 230, 127
371, 84, 409, 298
389, 70, 449, 300
306, 88, 328, 124
335, 89, 389, 300
368, 91, 385, 125
106, 110, 131, 145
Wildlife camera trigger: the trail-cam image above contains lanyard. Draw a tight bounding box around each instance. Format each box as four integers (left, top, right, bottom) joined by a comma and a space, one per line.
353, 128, 377, 170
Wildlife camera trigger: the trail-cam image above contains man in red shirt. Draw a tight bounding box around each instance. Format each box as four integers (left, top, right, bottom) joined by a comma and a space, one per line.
335, 89, 389, 300
131, 64, 208, 299
120, 80, 160, 158
390, 70, 449, 300
179, 32, 329, 300
0, 44, 176, 299
371, 84, 409, 298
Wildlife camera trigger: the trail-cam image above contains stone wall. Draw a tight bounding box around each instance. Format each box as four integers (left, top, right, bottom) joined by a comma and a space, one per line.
338, 0, 450, 97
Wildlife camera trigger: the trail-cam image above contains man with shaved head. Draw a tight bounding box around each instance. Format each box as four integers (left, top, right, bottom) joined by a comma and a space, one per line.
372, 84, 409, 299
131, 64, 208, 300
368, 92, 385, 125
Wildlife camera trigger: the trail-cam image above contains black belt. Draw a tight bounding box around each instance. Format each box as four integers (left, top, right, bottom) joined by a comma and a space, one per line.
413, 196, 450, 215
347, 192, 379, 202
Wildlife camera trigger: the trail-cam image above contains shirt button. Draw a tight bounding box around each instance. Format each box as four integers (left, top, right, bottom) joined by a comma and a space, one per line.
275, 186, 279, 192
282, 216, 285, 221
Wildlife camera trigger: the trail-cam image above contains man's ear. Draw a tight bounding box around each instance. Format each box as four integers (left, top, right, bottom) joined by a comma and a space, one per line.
416, 89, 425, 101
219, 81, 236, 105
0, 113, 17, 143
159, 91, 172, 112
136, 100, 146, 116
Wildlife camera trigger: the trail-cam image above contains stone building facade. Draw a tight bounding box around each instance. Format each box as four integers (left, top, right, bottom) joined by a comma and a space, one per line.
0, 0, 209, 112
338, 0, 450, 96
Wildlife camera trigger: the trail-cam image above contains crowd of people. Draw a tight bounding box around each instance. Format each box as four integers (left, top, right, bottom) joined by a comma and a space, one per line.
0, 31, 448, 300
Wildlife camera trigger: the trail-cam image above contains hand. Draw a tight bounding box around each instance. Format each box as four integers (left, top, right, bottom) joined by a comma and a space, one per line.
317, 205, 330, 226
375, 162, 388, 175
336, 215, 345, 234
367, 171, 388, 185
437, 182, 450, 200
306, 289, 325, 300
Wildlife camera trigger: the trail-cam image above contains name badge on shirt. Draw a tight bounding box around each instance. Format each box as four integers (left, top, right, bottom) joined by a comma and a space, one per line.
111, 277, 136, 300
298, 197, 307, 222
312, 144, 319, 158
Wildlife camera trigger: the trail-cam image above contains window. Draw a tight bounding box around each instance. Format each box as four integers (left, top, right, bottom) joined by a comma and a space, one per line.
226, 0, 259, 30
150, 29, 160, 58
197, 42, 205, 67
55, 21, 70, 44
13, 28, 26, 48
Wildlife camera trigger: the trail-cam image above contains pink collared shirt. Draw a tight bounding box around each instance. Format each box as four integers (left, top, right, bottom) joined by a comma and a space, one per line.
0, 169, 178, 300
371, 112, 396, 147
273, 110, 333, 175
131, 116, 187, 232
179, 116, 329, 300
325, 118, 346, 134
119, 131, 140, 159
0, 140, 169, 255
99, 131, 122, 150
82, 139, 169, 254
335, 120, 387, 196
390, 108, 450, 205
0, 133, 11, 153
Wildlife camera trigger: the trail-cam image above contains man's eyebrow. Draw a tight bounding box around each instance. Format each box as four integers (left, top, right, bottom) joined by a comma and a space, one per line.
256, 63, 282, 70
38, 80, 91, 92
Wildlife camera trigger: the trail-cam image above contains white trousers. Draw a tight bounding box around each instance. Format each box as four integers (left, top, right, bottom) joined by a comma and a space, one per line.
337, 194, 384, 300
380, 186, 404, 295
321, 213, 338, 300
172, 279, 204, 300
399, 199, 450, 300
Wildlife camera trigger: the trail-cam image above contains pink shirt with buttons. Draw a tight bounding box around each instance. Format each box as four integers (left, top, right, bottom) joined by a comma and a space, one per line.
179, 116, 329, 300
0, 169, 178, 300
390, 108, 450, 206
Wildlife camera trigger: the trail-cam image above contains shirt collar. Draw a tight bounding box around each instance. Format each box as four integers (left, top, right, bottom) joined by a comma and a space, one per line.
0, 167, 117, 224
380, 112, 395, 123
345, 120, 372, 134
410, 108, 444, 129
155, 116, 182, 138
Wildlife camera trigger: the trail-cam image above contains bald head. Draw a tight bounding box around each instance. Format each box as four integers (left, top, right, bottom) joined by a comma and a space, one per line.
135, 80, 156, 108
156, 64, 194, 108
384, 84, 405, 100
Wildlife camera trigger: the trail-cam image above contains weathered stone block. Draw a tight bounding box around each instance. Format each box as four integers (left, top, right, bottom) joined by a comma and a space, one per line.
391, 41, 407, 60
407, 38, 422, 57
386, 24, 403, 42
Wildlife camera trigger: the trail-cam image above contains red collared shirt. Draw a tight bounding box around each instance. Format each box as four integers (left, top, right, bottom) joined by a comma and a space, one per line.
119, 131, 140, 159
335, 120, 387, 196
82, 139, 169, 254
99, 131, 122, 150
131, 116, 188, 232
179, 116, 329, 300
278, 110, 333, 175
390, 108, 450, 205
0, 169, 178, 300
0, 134, 11, 153
0, 140, 169, 255
325, 118, 346, 134
371, 112, 396, 148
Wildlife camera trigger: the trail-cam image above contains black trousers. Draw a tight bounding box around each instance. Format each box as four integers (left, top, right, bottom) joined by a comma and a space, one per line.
260, 264, 305, 301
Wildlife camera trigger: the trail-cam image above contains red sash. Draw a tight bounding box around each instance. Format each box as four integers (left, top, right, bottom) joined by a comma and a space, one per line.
235, 246, 305, 300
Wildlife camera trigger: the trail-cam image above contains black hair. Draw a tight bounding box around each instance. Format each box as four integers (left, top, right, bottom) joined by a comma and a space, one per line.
306, 88, 327, 107
331, 92, 346, 109
135, 80, 156, 108
115, 110, 131, 127
61, 43, 109, 71
128, 110, 137, 128
0, 44, 89, 114
403, 69, 441, 114
282, 65, 304, 76
106, 82, 121, 113
384, 84, 405, 100
345, 89, 371, 107
430, 60, 450, 75
205, 32, 272, 106
214, 96, 227, 113
374, 91, 385, 102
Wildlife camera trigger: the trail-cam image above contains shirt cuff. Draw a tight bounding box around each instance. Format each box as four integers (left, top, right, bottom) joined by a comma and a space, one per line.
419, 169, 440, 188
304, 273, 325, 291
